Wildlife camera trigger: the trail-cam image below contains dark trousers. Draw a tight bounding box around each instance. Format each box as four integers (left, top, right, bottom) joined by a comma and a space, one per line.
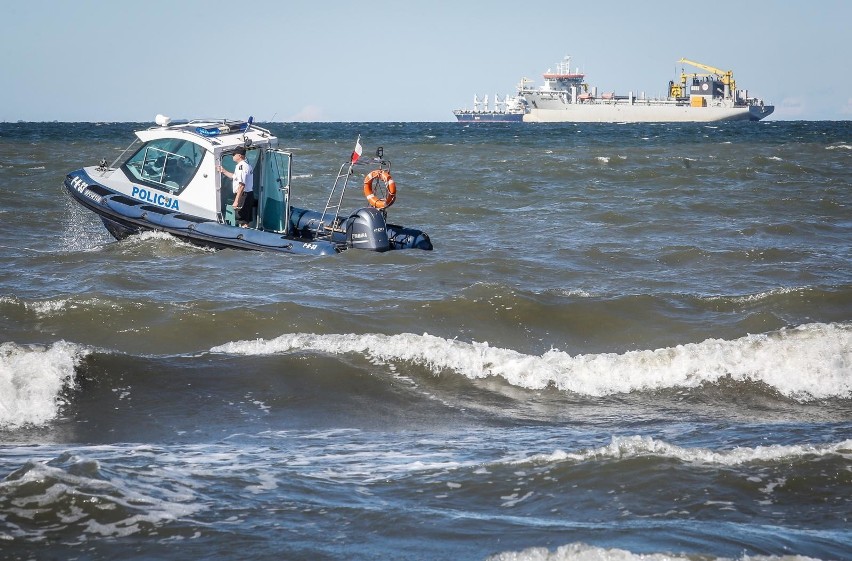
236, 192, 255, 224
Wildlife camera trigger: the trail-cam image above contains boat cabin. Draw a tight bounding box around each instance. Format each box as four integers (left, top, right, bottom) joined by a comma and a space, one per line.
117, 117, 292, 233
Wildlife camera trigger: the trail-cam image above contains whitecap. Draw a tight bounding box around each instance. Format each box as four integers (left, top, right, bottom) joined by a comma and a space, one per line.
0, 341, 90, 428
485, 542, 827, 561
210, 322, 852, 401
705, 286, 803, 303
515, 435, 852, 467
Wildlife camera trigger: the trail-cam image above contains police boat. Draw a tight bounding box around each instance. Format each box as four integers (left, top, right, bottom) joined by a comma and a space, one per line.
63, 116, 432, 255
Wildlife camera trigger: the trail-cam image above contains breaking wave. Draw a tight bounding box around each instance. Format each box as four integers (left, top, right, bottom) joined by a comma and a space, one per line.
210, 322, 851, 401
485, 543, 827, 561
513, 435, 852, 467
0, 341, 89, 429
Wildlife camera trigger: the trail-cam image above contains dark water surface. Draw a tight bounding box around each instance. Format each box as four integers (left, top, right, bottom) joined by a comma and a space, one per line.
0, 121, 850, 560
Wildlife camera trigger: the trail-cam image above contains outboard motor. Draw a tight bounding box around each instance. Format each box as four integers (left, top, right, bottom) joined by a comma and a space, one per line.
346, 207, 390, 251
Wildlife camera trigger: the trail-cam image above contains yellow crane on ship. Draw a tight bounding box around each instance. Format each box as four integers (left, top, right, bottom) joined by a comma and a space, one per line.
668, 58, 736, 99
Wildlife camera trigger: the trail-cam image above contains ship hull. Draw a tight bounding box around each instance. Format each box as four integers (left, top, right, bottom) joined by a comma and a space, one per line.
454, 112, 524, 123
524, 100, 774, 123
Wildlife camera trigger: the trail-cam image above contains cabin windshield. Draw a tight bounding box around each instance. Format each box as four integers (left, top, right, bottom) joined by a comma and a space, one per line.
122, 138, 205, 194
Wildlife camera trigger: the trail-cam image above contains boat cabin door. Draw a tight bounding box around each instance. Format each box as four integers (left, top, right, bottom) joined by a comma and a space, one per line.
258, 149, 292, 234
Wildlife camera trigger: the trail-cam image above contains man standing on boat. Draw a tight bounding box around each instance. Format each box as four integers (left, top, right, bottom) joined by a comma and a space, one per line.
217, 147, 254, 228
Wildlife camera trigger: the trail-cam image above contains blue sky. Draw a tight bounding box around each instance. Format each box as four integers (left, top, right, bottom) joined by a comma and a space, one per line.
2, 0, 849, 121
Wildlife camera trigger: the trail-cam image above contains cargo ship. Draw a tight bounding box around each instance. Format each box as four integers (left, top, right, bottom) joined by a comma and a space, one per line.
453, 56, 774, 123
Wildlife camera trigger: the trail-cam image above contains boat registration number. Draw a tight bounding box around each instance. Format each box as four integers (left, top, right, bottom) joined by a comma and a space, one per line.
69, 175, 103, 204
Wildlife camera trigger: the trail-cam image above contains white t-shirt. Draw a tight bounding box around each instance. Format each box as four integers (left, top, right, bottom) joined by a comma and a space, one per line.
233, 160, 253, 193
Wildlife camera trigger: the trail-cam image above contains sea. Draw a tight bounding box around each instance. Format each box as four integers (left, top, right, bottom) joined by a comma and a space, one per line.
0, 120, 849, 561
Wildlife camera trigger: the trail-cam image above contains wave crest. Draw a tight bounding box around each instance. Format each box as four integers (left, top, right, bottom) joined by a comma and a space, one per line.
0, 341, 89, 429
210, 323, 851, 401
486, 542, 826, 561
518, 435, 852, 467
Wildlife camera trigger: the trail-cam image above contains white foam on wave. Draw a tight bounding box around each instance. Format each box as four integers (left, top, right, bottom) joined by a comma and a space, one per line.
1, 295, 119, 318
25, 298, 72, 316
485, 542, 825, 561
517, 435, 852, 467
210, 323, 851, 401
553, 288, 593, 298
0, 450, 202, 539
705, 286, 804, 304
0, 341, 89, 429
595, 155, 626, 164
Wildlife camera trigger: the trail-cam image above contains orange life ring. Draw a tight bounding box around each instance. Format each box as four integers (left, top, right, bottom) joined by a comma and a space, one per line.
363, 169, 397, 209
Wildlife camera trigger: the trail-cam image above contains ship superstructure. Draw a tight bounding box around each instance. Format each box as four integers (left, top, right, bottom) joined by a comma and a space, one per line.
452, 86, 528, 123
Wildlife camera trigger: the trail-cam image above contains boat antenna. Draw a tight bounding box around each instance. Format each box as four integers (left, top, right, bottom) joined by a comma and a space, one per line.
242, 115, 254, 147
